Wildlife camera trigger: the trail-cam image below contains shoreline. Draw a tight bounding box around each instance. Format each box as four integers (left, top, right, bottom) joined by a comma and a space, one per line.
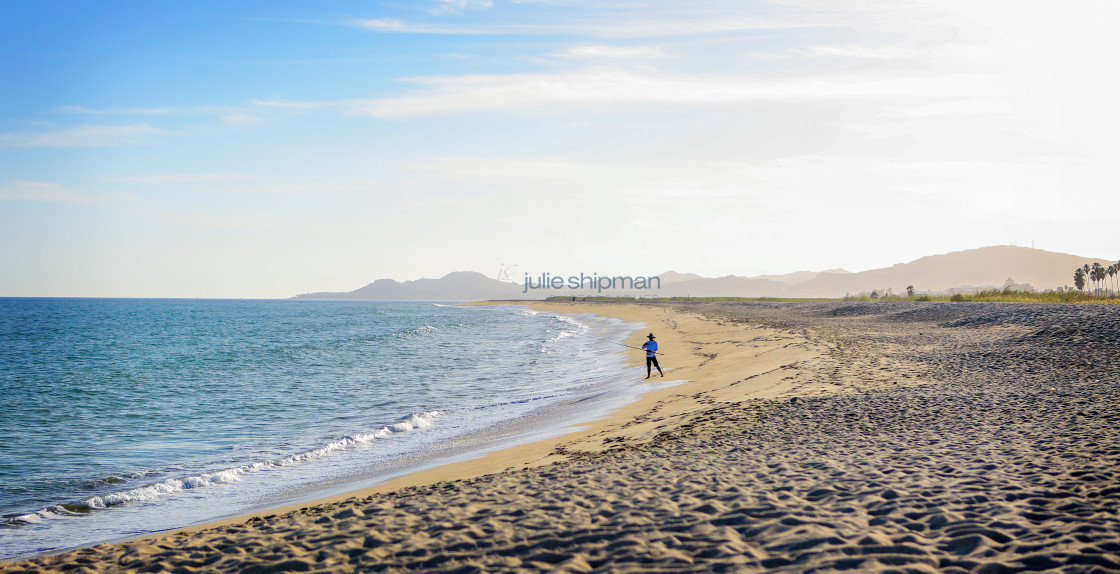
2, 301, 832, 565
8, 300, 1118, 572
126, 300, 828, 539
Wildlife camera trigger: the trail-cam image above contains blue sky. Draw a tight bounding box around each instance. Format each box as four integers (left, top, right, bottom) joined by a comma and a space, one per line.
3, 0, 1119, 297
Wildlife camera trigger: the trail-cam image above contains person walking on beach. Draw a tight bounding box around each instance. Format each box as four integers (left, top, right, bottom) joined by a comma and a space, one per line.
642, 333, 663, 379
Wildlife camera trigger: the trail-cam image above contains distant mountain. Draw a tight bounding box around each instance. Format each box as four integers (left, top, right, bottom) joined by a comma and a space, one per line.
654, 275, 788, 298
293, 271, 522, 301
753, 268, 851, 285
292, 246, 1115, 301
786, 246, 1111, 297
657, 271, 704, 284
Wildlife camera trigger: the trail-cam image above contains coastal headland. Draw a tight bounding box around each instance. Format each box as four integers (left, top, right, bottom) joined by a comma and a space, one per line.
4, 301, 1119, 573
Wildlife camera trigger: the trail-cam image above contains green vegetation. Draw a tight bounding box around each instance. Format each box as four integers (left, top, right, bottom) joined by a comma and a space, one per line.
841, 289, 1117, 303
948, 290, 1117, 303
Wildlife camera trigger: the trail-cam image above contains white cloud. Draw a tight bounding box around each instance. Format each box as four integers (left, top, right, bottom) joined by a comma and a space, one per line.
114, 173, 371, 195
350, 67, 996, 118
143, 208, 270, 229
410, 156, 592, 183
252, 98, 337, 110
0, 123, 168, 147
894, 98, 1012, 118
554, 45, 667, 59
432, 0, 493, 12
790, 45, 918, 60
50, 104, 268, 130
0, 181, 92, 203
352, 18, 406, 31
345, 6, 830, 37
56, 105, 173, 116
348, 18, 504, 35
114, 174, 260, 184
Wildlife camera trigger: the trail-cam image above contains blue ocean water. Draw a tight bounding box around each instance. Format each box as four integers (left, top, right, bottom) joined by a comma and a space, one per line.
0, 299, 650, 560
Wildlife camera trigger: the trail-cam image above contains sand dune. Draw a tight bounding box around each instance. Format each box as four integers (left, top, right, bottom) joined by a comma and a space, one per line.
4, 301, 1120, 573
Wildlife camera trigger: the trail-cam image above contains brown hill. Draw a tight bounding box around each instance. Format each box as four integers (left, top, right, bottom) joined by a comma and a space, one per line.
657, 271, 704, 284
293, 271, 523, 301
786, 246, 1113, 297
753, 269, 850, 285
655, 276, 788, 298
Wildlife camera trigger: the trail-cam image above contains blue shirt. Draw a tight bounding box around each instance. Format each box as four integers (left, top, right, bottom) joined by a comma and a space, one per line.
642, 340, 658, 357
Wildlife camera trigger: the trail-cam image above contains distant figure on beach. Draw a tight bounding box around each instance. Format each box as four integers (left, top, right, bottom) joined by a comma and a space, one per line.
642, 333, 664, 378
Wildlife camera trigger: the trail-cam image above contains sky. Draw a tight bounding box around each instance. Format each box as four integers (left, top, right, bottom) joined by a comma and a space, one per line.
3, 0, 1119, 298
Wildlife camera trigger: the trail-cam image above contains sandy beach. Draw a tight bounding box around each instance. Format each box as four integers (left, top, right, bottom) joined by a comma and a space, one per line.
4, 300, 1120, 573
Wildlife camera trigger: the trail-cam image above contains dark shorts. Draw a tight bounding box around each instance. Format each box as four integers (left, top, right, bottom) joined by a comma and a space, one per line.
646, 356, 659, 367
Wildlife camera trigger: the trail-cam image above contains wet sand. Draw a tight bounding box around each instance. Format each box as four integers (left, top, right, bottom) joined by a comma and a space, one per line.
4, 301, 1120, 573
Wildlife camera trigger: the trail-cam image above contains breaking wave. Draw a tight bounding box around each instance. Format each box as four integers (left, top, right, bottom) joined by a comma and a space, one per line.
6, 411, 441, 525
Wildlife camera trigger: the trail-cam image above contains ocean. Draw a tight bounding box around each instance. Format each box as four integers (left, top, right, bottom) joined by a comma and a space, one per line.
0, 299, 654, 560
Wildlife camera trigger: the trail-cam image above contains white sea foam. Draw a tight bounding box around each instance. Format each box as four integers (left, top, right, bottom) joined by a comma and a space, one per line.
382, 411, 438, 433
48, 411, 443, 514
8, 512, 44, 525
537, 314, 589, 349
86, 468, 246, 509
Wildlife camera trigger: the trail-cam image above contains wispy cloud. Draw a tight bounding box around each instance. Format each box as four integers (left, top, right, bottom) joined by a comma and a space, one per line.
411, 156, 590, 181
252, 98, 338, 110
349, 67, 991, 118
346, 8, 824, 37
0, 181, 93, 203
49, 104, 267, 130
347, 18, 505, 35
114, 173, 369, 195
55, 105, 173, 116
789, 45, 920, 60
352, 18, 407, 31
431, 0, 493, 13
114, 173, 261, 184
554, 45, 668, 59
0, 123, 169, 147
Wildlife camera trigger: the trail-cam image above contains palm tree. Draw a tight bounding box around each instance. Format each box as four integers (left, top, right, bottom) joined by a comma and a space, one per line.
1108, 263, 1118, 297
1092, 262, 1106, 296
1074, 267, 1086, 292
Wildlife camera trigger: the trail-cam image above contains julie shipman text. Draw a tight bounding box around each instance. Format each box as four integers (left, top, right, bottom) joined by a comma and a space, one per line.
523, 273, 661, 293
